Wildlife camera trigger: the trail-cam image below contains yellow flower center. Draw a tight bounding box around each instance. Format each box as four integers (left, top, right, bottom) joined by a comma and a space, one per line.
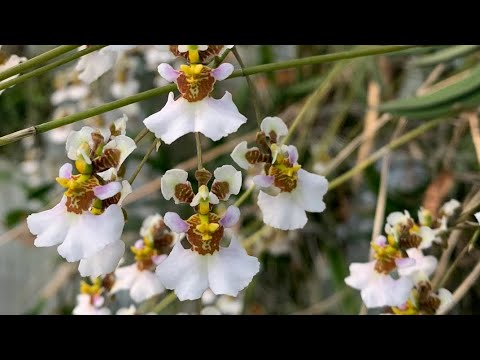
391, 299, 419, 315
80, 278, 102, 296
196, 214, 220, 241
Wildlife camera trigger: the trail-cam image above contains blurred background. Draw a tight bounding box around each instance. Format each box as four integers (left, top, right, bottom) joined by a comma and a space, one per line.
1, 45, 479, 314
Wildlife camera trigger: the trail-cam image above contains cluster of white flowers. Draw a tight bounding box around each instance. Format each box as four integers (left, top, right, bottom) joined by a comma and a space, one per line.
345, 200, 461, 314
27, 116, 136, 277
25, 45, 334, 315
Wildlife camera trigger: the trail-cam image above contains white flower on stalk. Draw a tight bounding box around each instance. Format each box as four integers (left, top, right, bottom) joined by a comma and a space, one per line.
110, 56, 140, 99
440, 199, 461, 217
0, 46, 27, 95
156, 233, 259, 301
72, 294, 111, 315
385, 210, 437, 249
111, 260, 166, 303
27, 162, 131, 277
111, 214, 177, 303
76, 45, 137, 84
66, 125, 136, 171
50, 81, 89, 106
143, 45, 175, 71
345, 260, 413, 308
231, 117, 328, 230
156, 167, 259, 301
143, 62, 246, 144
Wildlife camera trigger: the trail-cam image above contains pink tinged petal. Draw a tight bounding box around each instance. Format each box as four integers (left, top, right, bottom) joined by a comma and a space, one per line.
395, 257, 416, 268
161, 168, 189, 202
220, 206, 241, 228
93, 295, 104, 308
258, 191, 307, 230
374, 235, 387, 246
58, 163, 73, 179
93, 182, 122, 200
230, 141, 252, 170
158, 63, 180, 83
293, 169, 328, 213
260, 116, 289, 139
78, 240, 125, 277
144, 92, 247, 144
118, 180, 132, 207
207, 237, 260, 297
252, 175, 274, 188
57, 204, 125, 262
211, 63, 234, 81
155, 241, 209, 301
153, 254, 168, 265
344, 261, 377, 290
27, 196, 71, 247
135, 240, 144, 249
164, 212, 189, 233
110, 264, 139, 293
387, 276, 414, 307
286, 145, 299, 164
398, 248, 438, 277
130, 271, 165, 303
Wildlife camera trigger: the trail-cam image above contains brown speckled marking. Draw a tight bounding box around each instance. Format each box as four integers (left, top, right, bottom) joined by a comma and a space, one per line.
374, 259, 397, 274
211, 181, 230, 201
176, 67, 216, 102
102, 191, 121, 208
93, 148, 121, 172
186, 213, 224, 255
174, 183, 195, 204
65, 175, 100, 214
170, 45, 225, 64
245, 149, 271, 165
269, 166, 297, 193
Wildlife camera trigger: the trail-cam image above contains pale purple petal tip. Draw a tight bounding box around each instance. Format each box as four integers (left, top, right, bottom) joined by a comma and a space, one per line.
134, 240, 144, 249
58, 163, 73, 179
252, 175, 274, 188
374, 235, 387, 246
395, 257, 416, 268
152, 254, 167, 265
93, 296, 104, 308
93, 182, 122, 200
211, 63, 234, 81
286, 145, 299, 164
158, 63, 180, 83
164, 212, 189, 233
220, 206, 241, 228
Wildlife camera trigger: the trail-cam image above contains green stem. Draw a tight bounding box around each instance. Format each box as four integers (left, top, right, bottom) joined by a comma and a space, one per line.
232, 46, 263, 126
151, 292, 177, 314
128, 139, 160, 185
328, 117, 448, 190
195, 132, 203, 170
0, 45, 80, 82
134, 128, 150, 144
436, 228, 480, 290
282, 61, 346, 145
0, 45, 105, 92
0, 45, 419, 147
234, 184, 255, 207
